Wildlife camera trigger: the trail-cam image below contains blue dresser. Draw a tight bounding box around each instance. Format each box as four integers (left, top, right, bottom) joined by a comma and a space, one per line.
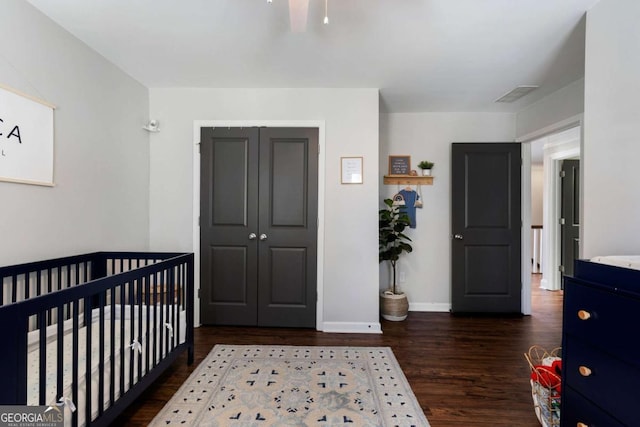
561, 260, 640, 427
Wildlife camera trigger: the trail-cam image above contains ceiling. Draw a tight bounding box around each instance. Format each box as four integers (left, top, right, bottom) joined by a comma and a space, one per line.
26, 0, 598, 113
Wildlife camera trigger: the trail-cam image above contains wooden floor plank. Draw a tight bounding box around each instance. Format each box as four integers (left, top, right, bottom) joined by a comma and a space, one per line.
115, 275, 561, 426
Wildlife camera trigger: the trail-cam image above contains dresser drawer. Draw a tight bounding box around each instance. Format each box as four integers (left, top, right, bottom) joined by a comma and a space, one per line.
564, 278, 640, 358
564, 336, 640, 426
562, 386, 625, 427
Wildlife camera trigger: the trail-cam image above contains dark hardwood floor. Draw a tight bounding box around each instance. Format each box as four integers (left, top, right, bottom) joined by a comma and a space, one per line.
116, 275, 562, 426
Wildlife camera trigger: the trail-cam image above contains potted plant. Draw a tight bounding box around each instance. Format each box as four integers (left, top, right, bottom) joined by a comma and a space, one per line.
417, 160, 434, 176
379, 198, 413, 321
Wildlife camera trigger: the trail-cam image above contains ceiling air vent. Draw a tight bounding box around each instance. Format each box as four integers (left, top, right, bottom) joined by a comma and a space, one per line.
495, 85, 539, 103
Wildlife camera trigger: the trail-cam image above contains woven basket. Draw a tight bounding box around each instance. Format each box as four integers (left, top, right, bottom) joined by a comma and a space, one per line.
524, 345, 562, 427
380, 291, 408, 321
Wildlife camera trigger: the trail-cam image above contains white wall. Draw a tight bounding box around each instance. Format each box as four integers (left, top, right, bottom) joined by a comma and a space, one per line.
516, 78, 584, 141
0, 1, 150, 266
531, 165, 544, 225
583, 0, 640, 257
148, 88, 380, 332
379, 113, 515, 311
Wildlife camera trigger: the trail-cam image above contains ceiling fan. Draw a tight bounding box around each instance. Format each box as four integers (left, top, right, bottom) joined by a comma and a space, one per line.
268, 0, 329, 33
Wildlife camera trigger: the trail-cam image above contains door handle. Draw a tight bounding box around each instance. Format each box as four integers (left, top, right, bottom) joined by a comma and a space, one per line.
259, 233, 268, 241
454, 234, 463, 240
248, 233, 257, 240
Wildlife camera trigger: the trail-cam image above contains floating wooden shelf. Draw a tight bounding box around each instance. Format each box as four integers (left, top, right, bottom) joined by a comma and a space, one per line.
383, 175, 434, 185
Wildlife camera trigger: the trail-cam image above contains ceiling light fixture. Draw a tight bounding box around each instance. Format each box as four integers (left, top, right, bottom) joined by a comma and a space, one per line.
267, 0, 329, 30
495, 85, 539, 103
324, 0, 329, 25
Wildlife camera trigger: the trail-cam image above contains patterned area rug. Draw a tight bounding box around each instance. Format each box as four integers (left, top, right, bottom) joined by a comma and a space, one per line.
151, 345, 430, 426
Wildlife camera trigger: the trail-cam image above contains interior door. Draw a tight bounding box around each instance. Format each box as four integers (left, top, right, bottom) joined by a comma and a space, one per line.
200, 127, 318, 327
561, 159, 580, 278
258, 128, 318, 327
451, 143, 522, 314
200, 127, 259, 325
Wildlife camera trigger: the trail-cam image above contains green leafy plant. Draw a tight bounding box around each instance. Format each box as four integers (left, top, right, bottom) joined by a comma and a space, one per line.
379, 198, 413, 294
417, 160, 434, 170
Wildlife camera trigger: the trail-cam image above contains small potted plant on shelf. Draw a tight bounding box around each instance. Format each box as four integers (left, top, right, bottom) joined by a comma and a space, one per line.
379, 198, 413, 321
417, 160, 435, 176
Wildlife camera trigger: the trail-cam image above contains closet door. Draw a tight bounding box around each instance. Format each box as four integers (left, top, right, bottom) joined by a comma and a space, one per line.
200, 127, 260, 325
200, 127, 318, 327
258, 128, 318, 328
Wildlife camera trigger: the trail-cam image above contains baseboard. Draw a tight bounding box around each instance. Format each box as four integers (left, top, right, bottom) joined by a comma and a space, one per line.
409, 302, 451, 312
321, 321, 382, 334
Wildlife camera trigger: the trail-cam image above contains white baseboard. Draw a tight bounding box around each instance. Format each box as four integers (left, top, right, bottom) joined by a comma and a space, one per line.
321, 322, 382, 334
409, 302, 451, 312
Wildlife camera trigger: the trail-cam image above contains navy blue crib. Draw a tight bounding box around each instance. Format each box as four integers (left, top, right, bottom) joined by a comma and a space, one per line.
0, 252, 194, 427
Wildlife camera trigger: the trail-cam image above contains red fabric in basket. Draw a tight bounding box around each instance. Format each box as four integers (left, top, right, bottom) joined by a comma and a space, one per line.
530, 360, 562, 393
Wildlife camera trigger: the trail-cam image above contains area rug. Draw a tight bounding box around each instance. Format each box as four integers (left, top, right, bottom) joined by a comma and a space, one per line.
151, 345, 430, 426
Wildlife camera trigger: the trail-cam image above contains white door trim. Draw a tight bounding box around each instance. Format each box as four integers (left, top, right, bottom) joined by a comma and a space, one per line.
192, 120, 326, 330
521, 143, 533, 315
540, 133, 581, 290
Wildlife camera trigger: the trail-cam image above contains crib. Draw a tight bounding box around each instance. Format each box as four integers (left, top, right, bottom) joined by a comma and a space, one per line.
0, 251, 194, 427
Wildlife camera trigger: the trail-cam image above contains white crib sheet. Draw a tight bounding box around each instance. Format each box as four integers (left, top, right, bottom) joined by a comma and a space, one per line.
590, 255, 640, 270
26, 305, 186, 427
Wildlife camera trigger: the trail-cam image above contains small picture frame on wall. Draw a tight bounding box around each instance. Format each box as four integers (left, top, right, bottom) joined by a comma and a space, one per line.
388, 155, 411, 175
341, 157, 363, 184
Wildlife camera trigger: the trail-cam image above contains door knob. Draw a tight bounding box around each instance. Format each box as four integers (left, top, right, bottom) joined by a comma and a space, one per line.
248, 233, 257, 240
259, 233, 268, 241
454, 234, 463, 240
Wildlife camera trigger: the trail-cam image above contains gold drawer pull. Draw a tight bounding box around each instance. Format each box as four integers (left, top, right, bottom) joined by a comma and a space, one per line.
578, 310, 591, 320
577, 423, 589, 427
579, 366, 592, 377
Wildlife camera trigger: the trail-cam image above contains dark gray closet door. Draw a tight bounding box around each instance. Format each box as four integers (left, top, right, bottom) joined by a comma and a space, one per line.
200, 127, 318, 327
200, 127, 260, 325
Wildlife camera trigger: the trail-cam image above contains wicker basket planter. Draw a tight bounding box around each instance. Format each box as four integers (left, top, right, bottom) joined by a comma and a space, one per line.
380, 291, 409, 321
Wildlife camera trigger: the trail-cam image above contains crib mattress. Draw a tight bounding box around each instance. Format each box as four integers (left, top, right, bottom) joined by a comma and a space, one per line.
27, 305, 186, 427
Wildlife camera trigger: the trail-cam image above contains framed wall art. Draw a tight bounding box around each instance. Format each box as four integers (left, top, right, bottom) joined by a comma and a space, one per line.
0, 83, 55, 186
341, 156, 363, 184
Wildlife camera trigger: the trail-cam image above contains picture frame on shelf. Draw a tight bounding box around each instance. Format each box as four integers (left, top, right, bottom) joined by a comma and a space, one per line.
388, 155, 411, 175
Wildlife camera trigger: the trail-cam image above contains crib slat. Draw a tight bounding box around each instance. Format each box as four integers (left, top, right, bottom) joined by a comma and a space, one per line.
56, 307, 64, 405
84, 296, 92, 426
25, 272, 30, 299
72, 300, 79, 427
169, 267, 176, 351
12, 275, 17, 303
98, 292, 105, 416
38, 312, 47, 405
128, 279, 135, 388
151, 272, 158, 368
36, 270, 42, 298
144, 275, 150, 375
159, 271, 165, 360
137, 278, 143, 380
119, 283, 125, 397
109, 292, 116, 406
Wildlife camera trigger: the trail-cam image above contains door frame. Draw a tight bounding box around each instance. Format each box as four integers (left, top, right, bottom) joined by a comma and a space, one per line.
541, 135, 581, 291
519, 114, 583, 314
192, 120, 326, 329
